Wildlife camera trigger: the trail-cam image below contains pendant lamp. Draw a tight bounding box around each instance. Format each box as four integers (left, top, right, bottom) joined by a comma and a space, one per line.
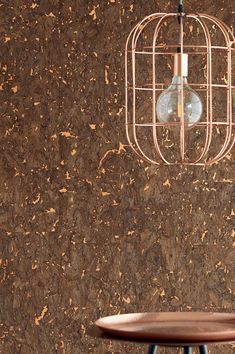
125, 0, 235, 165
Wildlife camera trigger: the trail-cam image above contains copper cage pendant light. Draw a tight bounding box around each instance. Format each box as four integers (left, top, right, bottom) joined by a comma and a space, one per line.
125, 0, 235, 165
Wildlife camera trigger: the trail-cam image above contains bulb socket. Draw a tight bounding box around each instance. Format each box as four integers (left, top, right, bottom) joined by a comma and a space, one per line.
174, 53, 188, 77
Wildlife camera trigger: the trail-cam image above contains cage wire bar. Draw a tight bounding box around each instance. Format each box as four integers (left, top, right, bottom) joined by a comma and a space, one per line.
125, 12, 235, 165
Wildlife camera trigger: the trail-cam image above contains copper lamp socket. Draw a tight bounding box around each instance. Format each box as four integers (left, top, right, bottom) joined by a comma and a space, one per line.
174, 53, 188, 77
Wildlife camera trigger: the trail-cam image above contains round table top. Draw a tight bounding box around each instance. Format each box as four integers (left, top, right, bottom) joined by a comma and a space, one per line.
90, 312, 235, 346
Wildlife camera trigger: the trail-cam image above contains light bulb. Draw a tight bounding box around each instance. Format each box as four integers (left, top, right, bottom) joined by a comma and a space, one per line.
156, 53, 203, 129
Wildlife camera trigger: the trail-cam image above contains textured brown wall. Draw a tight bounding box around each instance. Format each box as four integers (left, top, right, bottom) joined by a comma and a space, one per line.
0, 0, 234, 353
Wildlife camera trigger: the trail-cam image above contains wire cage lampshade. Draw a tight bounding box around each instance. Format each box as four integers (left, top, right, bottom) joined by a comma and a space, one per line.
125, 1, 235, 165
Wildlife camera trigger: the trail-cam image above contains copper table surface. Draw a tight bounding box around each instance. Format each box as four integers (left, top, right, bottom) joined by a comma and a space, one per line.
90, 312, 235, 347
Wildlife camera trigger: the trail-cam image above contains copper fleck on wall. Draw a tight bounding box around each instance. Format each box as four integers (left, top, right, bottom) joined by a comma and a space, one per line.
0, 1, 234, 353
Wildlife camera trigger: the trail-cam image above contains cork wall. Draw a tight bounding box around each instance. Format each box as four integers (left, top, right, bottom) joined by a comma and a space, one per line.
0, 0, 234, 353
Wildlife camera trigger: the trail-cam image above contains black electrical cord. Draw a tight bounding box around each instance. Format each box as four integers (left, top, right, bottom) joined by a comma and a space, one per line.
177, 0, 185, 53
178, 0, 184, 18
